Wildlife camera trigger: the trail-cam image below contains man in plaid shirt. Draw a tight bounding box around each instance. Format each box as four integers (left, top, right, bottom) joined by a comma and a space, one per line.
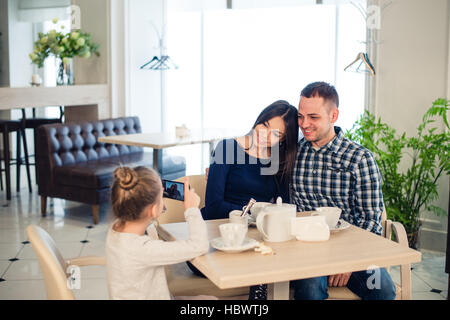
290, 82, 396, 300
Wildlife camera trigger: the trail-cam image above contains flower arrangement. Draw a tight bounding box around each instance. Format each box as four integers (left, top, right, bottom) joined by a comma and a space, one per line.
29, 18, 100, 68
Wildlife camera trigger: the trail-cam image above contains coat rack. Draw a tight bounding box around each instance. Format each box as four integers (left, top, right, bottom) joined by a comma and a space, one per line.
140, 21, 178, 71
344, 1, 393, 76
139, 0, 176, 134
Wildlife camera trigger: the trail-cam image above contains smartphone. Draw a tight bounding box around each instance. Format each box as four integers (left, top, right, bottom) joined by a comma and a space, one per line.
162, 179, 185, 201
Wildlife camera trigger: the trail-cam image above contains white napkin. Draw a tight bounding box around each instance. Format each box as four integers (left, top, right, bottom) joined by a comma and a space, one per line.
290, 216, 330, 242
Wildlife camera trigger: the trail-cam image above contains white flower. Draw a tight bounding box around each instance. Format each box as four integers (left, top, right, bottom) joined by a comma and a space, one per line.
76, 38, 85, 46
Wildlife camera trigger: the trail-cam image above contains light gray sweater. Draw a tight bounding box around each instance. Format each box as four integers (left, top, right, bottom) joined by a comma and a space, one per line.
106, 207, 209, 300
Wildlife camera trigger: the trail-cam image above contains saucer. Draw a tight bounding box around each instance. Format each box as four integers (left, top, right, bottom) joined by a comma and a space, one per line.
210, 237, 259, 253
330, 219, 350, 232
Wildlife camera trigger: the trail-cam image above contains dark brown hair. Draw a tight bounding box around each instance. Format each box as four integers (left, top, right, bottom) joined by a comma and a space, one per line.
250, 100, 299, 185
301, 81, 339, 108
111, 166, 162, 225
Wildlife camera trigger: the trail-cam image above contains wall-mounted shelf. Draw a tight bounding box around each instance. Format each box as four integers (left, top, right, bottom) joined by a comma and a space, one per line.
0, 84, 109, 121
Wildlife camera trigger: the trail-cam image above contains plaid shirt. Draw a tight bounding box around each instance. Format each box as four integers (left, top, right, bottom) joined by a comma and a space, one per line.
291, 126, 384, 235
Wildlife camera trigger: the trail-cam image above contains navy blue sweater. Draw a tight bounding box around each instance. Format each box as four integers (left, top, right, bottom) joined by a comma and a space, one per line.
201, 139, 289, 220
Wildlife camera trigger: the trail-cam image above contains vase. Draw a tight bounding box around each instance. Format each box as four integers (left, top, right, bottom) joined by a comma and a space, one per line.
56, 58, 74, 85
407, 229, 420, 250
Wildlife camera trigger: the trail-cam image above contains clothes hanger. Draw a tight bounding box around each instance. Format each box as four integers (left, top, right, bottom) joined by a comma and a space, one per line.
149, 56, 170, 70
148, 55, 179, 70
344, 52, 364, 71
344, 52, 375, 76
140, 56, 160, 70
160, 55, 179, 69
363, 53, 376, 75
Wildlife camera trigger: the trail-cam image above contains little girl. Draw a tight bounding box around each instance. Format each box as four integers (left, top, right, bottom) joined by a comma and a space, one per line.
106, 166, 212, 300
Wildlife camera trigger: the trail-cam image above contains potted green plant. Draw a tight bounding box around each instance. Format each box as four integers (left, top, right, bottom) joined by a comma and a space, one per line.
29, 18, 100, 85
345, 98, 449, 249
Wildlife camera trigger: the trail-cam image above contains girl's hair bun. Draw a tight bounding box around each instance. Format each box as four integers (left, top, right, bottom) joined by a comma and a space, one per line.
114, 167, 138, 190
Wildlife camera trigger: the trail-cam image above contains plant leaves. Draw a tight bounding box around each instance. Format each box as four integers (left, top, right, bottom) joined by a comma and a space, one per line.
344, 99, 449, 239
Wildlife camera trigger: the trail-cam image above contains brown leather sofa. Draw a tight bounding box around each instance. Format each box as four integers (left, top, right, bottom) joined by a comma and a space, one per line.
36, 116, 186, 224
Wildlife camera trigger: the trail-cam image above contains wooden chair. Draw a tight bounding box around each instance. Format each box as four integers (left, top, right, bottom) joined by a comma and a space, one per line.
325, 211, 410, 300
26, 225, 106, 300
157, 175, 250, 298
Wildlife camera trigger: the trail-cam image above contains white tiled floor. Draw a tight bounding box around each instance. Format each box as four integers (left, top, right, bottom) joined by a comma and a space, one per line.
0, 188, 448, 300
0, 190, 111, 300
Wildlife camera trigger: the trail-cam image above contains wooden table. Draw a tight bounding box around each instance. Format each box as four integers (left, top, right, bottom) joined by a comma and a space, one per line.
98, 128, 244, 171
158, 217, 421, 300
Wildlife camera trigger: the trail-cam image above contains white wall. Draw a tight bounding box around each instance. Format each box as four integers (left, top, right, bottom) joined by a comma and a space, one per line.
7, 0, 34, 87
71, 0, 111, 119
125, 0, 165, 133
110, 0, 126, 118
72, 0, 109, 85
374, 0, 449, 251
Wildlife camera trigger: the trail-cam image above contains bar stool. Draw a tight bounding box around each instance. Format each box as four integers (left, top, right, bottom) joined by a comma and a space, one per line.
0, 120, 32, 200
20, 107, 63, 184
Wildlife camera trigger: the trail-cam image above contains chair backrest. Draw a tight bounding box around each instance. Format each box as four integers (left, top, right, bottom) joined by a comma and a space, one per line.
36, 116, 143, 169
381, 210, 386, 225
22, 107, 64, 121
381, 209, 394, 242
157, 175, 206, 224
26, 225, 75, 300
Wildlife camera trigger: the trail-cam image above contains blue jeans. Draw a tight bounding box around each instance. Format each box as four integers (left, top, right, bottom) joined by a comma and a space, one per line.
291, 268, 396, 300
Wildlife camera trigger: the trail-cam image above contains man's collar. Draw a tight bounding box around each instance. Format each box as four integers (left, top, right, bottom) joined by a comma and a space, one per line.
299, 126, 344, 153
326, 126, 344, 153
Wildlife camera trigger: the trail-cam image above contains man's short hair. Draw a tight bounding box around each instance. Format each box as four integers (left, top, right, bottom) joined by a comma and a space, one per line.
300, 81, 339, 108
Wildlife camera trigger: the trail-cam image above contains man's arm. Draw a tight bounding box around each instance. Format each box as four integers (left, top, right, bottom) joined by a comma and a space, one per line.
353, 151, 384, 235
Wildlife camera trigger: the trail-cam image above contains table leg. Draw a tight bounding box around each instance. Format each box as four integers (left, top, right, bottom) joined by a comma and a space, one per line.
153, 149, 163, 173
267, 281, 290, 300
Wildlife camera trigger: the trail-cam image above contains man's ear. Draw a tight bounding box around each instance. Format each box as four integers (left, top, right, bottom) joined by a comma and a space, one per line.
331, 107, 339, 124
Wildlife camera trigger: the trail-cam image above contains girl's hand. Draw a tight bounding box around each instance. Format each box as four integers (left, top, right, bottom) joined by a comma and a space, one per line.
184, 177, 200, 210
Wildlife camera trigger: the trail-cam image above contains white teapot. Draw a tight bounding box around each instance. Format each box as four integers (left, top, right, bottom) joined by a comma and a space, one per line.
256, 197, 296, 242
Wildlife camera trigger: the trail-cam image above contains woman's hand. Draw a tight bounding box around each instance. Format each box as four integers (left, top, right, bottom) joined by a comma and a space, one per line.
184, 177, 200, 210
205, 167, 209, 183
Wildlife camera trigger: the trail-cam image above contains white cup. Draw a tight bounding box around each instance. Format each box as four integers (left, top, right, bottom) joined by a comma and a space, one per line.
311, 207, 342, 229
249, 202, 271, 221
219, 223, 247, 247
229, 210, 249, 227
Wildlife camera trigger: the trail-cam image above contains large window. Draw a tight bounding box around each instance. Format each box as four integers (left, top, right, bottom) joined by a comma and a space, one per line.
166, 2, 367, 175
